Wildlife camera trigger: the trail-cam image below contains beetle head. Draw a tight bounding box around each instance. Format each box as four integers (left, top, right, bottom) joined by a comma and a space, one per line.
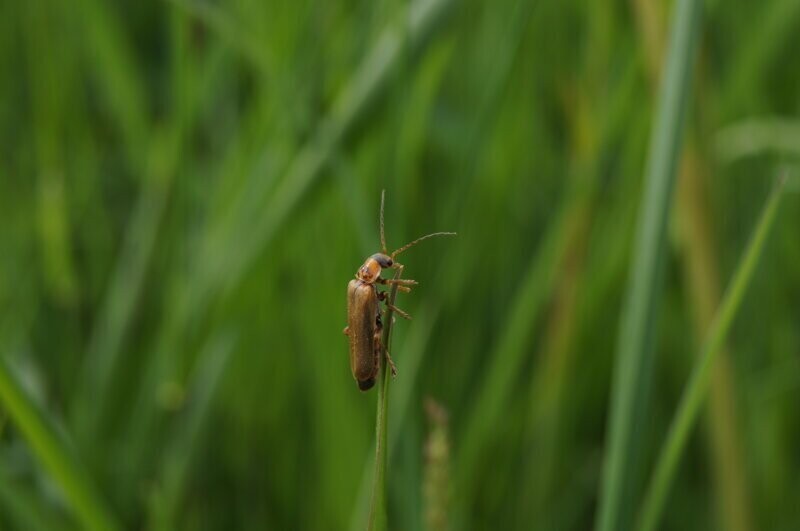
371, 253, 393, 268
356, 253, 393, 283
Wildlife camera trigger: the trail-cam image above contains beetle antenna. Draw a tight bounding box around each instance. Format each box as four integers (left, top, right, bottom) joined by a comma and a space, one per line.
380, 190, 387, 253
391, 232, 457, 258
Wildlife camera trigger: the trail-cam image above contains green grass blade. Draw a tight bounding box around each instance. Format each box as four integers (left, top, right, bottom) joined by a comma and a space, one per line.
349, 305, 439, 531
0, 354, 120, 531
150, 332, 236, 530
74, 0, 148, 165
167, 0, 273, 77
367, 268, 403, 531
636, 177, 786, 531
595, 0, 702, 529
73, 5, 205, 443
73, 131, 177, 442
456, 194, 572, 482
0, 464, 74, 531
715, 118, 800, 162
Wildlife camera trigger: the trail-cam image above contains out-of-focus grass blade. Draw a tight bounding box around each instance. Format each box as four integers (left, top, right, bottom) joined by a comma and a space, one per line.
167, 0, 272, 76
636, 177, 787, 531
77, 8, 228, 447
595, 0, 702, 529
719, 0, 800, 115
518, 54, 641, 520
74, 0, 148, 165
73, 6, 200, 443
0, 465, 74, 531
73, 129, 178, 443
632, 1, 755, 528
456, 188, 576, 484
715, 118, 800, 162
150, 331, 236, 530
0, 353, 120, 531
23, 0, 79, 306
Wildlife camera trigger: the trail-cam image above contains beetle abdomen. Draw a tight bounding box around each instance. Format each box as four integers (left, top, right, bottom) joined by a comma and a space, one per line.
347, 279, 380, 388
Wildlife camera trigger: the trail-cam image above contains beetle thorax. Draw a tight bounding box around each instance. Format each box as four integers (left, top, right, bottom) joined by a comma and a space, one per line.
356, 257, 382, 283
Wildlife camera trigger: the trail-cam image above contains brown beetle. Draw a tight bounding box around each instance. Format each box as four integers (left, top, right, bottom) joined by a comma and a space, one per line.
343, 192, 455, 391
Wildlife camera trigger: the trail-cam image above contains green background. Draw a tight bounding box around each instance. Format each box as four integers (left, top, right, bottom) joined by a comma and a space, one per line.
1, 0, 799, 529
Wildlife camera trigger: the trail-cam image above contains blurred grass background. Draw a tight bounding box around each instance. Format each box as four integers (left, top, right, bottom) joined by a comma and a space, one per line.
1, 0, 799, 529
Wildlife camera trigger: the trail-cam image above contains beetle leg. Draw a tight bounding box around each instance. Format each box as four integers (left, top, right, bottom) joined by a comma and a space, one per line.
377, 337, 398, 377
378, 277, 418, 287
385, 347, 398, 377
372, 313, 398, 378
386, 302, 412, 320
343, 326, 350, 335
376, 291, 412, 319
376, 280, 413, 293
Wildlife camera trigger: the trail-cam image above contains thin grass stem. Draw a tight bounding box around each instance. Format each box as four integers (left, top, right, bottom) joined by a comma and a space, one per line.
349, 305, 439, 531
367, 267, 403, 531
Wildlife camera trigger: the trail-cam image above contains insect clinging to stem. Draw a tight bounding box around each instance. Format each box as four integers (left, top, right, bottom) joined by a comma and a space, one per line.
343, 191, 456, 391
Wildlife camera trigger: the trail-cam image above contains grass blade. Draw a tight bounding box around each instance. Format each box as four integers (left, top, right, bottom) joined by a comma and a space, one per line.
367, 267, 403, 531
631, 1, 755, 528
0, 353, 120, 531
715, 118, 800, 162
636, 176, 786, 531
595, 0, 702, 529
149, 332, 236, 530
349, 304, 439, 531
456, 193, 572, 482
0, 464, 74, 531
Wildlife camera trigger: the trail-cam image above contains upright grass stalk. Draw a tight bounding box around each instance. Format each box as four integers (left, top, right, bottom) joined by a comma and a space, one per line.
631, 2, 754, 529
0, 353, 120, 531
595, 0, 702, 529
636, 177, 786, 531
367, 268, 403, 531
349, 305, 439, 531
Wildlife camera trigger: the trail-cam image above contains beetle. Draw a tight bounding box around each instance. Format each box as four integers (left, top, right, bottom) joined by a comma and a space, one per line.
343, 191, 455, 391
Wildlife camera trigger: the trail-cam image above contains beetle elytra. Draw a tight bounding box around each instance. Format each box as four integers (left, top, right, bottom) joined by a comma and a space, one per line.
343, 191, 455, 391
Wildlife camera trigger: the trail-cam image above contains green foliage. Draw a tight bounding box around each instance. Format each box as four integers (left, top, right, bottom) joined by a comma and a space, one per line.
0, 0, 798, 529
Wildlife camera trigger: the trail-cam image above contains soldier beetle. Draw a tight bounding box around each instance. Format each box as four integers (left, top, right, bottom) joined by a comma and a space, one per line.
343, 191, 455, 391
